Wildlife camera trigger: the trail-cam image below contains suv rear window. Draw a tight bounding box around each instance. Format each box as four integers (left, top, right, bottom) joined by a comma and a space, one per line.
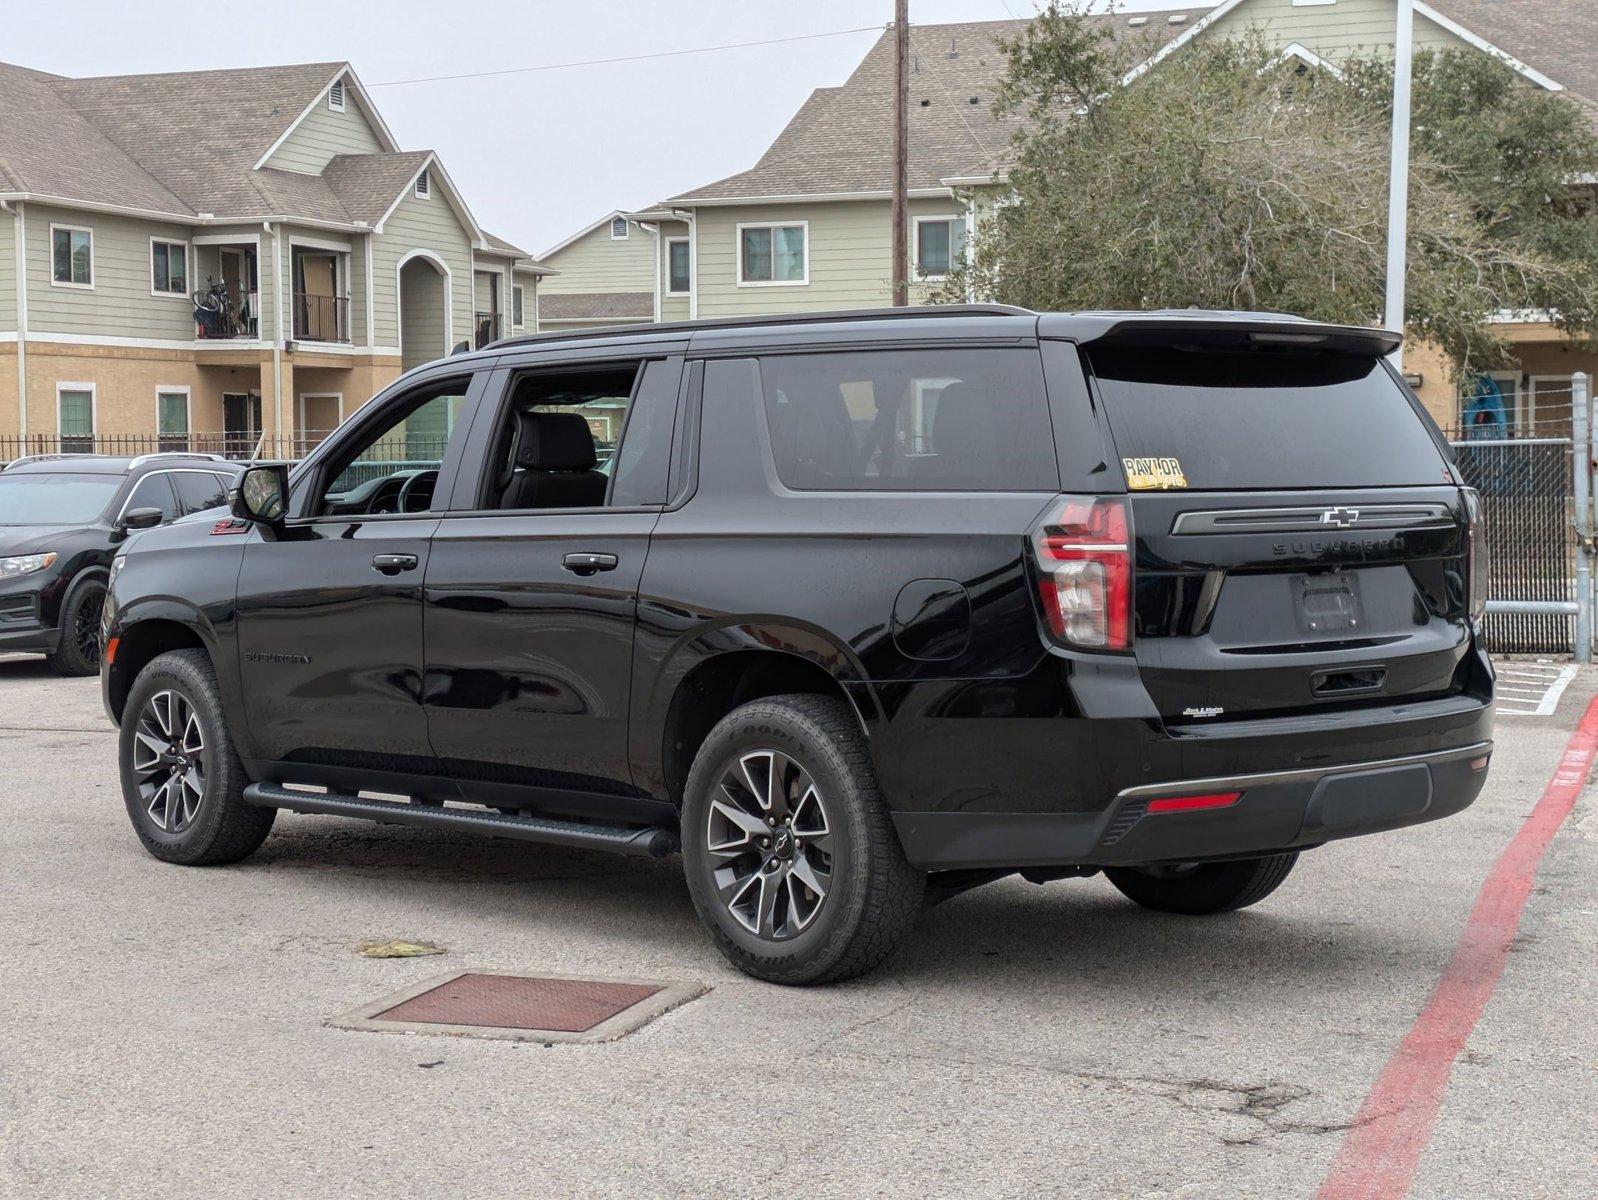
759, 348, 1057, 491
1088, 347, 1449, 490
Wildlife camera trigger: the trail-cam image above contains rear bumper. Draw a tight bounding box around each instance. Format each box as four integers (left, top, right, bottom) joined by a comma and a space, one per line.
892, 740, 1492, 870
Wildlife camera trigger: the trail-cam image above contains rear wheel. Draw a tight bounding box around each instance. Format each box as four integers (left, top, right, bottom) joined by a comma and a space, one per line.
682, 694, 924, 985
1104, 853, 1298, 915
118, 649, 275, 865
45, 578, 106, 676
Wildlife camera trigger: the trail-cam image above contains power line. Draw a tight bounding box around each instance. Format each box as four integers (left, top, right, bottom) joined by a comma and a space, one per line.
364, 25, 887, 89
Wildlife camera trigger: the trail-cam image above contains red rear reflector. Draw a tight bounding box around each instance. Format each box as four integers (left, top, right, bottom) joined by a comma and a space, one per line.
1469, 756, 1490, 772
103, 636, 119, 665
1147, 791, 1242, 814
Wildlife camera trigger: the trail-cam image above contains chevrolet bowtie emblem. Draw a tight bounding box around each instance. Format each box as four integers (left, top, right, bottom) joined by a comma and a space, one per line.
1320, 506, 1360, 529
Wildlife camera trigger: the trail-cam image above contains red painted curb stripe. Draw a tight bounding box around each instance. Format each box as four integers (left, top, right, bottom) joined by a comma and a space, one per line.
1317, 697, 1598, 1200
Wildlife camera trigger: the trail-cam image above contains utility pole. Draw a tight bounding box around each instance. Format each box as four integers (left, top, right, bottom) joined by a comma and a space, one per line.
1383, 0, 1415, 368
891, 0, 909, 306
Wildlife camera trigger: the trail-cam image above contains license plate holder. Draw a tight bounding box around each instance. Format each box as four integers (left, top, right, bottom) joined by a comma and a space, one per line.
1293, 572, 1364, 634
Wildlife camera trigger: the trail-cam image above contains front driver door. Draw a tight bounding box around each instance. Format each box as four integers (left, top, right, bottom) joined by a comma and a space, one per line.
234, 371, 483, 777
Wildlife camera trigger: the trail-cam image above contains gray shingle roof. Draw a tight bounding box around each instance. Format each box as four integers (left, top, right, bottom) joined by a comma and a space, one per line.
481, 229, 531, 258
668, 12, 1206, 202
0, 59, 499, 233
538, 292, 653, 320
1426, 0, 1598, 126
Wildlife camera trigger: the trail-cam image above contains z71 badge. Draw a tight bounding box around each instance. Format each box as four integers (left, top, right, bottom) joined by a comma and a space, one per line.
1122, 456, 1188, 490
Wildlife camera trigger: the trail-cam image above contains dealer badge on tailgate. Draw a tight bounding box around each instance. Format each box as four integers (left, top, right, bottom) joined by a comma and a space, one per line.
1122, 456, 1188, 490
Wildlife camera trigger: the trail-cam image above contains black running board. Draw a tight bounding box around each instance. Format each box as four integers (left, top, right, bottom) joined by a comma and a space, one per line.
242, 782, 678, 859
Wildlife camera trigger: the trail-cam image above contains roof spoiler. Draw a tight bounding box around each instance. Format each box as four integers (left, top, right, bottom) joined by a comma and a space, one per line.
1043, 312, 1402, 357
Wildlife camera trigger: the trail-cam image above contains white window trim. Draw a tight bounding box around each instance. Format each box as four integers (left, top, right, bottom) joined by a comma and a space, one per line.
49, 223, 95, 290
735, 220, 809, 288
297, 391, 344, 431
414, 169, 431, 200
512, 284, 526, 328
149, 237, 193, 300
911, 213, 965, 282
328, 79, 346, 111
665, 236, 692, 295
55, 381, 97, 439
610, 217, 630, 240
154, 386, 192, 436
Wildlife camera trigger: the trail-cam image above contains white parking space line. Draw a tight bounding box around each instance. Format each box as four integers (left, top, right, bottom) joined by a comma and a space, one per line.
1491, 659, 1578, 717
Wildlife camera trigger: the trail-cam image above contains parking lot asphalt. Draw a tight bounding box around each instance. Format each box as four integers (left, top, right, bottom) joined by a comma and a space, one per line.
1, 654, 1593, 1200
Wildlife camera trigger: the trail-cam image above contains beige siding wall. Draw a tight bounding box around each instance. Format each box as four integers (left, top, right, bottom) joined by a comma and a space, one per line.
539, 219, 656, 296
1213, 0, 1472, 58
512, 267, 541, 333
0, 205, 14, 331
370, 190, 475, 352
691, 197, 962, 317
23, 204, 197, 340
263, 86, 385, 174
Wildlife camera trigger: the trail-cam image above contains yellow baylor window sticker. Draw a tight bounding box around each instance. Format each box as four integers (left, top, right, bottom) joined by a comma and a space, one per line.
1121, 456, 1188, 490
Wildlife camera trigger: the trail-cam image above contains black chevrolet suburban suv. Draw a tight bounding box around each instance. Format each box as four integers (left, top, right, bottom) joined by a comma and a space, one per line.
0, 453, 240, 675
101, 306, 1494, 984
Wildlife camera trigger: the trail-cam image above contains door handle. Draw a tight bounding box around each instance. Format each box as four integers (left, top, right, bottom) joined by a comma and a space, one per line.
562, 551, 619, 575
371, 553, 419, 575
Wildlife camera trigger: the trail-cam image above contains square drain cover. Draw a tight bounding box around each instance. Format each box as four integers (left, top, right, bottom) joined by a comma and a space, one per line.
331, 970, 706, 1044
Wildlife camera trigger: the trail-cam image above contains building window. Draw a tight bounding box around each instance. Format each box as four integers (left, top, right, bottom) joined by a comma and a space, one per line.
151, 239, 188, 296
157, 389, 190, 451
513, 285, 526, 327
415, 168, 431, 199
667, 238, 691, 294
57, 385, 95, 452
51, 225, 93, 287
328, 79, 346, 111
738, 223, 806, 285
914, 216, 966, 279
610, 216, 629, 239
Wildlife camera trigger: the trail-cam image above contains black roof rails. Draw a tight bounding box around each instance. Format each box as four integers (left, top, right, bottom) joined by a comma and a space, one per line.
487, 304, 1036, 351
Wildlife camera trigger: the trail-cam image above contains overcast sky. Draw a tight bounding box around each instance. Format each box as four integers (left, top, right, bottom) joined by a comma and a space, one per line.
5, 0, 1215, 255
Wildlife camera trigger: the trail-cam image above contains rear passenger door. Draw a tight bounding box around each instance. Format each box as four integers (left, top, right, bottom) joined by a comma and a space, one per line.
421, 355, 683, 802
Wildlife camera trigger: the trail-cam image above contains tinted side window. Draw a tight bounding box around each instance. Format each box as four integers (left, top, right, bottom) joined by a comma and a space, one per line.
173, 471, 228, 515
609, 359, 679, 507
122, 473, 177, 521
759, 348, 1057, 491
1088, 347, 1449, 489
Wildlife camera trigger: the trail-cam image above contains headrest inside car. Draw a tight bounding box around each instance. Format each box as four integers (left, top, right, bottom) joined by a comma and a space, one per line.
516, 410, 597, 471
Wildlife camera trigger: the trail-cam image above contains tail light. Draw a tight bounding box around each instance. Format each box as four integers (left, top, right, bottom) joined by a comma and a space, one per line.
1462, 487, 1488, 624
1031, 495, 1134, 651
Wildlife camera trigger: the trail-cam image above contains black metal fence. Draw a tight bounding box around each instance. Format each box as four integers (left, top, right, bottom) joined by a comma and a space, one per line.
2, 432, 339, 463
1450, 437, 1574, 654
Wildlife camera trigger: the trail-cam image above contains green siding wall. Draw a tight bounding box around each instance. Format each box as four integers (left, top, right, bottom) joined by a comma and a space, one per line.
371, 190, 474, 354
24, 204, 198, 339
0, 206, 14, 331
264, 86, 385, 174
538, 219, 657, 297
1213, 0, 1472, 59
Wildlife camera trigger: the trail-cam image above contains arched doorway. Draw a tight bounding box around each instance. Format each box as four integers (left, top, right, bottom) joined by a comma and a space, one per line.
398, 252, 450, 373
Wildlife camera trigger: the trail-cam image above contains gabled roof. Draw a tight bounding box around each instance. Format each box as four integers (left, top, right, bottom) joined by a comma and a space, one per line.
667, 12, 1205, 203
535, 209, 637, 260
321, 150, 433, 225
1423, 0, 1598, 107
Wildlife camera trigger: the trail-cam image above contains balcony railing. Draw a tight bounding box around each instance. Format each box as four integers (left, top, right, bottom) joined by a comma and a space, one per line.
2, 431, 343, 464
193, 289, 260, 340
474, 310, 502, 349
293, 293, 351, 343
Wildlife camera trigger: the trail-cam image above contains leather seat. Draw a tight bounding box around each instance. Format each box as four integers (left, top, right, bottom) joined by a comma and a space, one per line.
501, 410, 608, 509
914, 382, 999, 484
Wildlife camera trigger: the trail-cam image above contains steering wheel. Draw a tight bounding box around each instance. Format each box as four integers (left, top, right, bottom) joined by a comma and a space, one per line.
398, 470, 437, 513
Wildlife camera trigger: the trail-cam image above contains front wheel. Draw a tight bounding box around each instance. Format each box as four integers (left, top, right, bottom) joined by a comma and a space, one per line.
119, 649, 275, 865
681, 694, 924, 985
1104, 853, 1298, 915
46, 578, 106, 676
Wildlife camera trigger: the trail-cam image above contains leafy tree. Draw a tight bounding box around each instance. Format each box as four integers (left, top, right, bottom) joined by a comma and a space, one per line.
944, 2, 1598, 375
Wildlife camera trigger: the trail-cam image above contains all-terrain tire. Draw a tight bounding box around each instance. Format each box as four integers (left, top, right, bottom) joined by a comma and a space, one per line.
682, 694, 925, 985
1104, 853, 1298, 915
119, 648, 275, 865
45, 577, 107, 677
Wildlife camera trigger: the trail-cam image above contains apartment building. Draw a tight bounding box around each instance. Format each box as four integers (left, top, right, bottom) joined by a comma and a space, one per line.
0, 59, 546, 455
547, 0, 1598, 433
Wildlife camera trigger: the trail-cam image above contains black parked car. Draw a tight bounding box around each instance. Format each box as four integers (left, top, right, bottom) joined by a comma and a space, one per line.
101, 306, 1493, 984
0, 453, 241, 675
